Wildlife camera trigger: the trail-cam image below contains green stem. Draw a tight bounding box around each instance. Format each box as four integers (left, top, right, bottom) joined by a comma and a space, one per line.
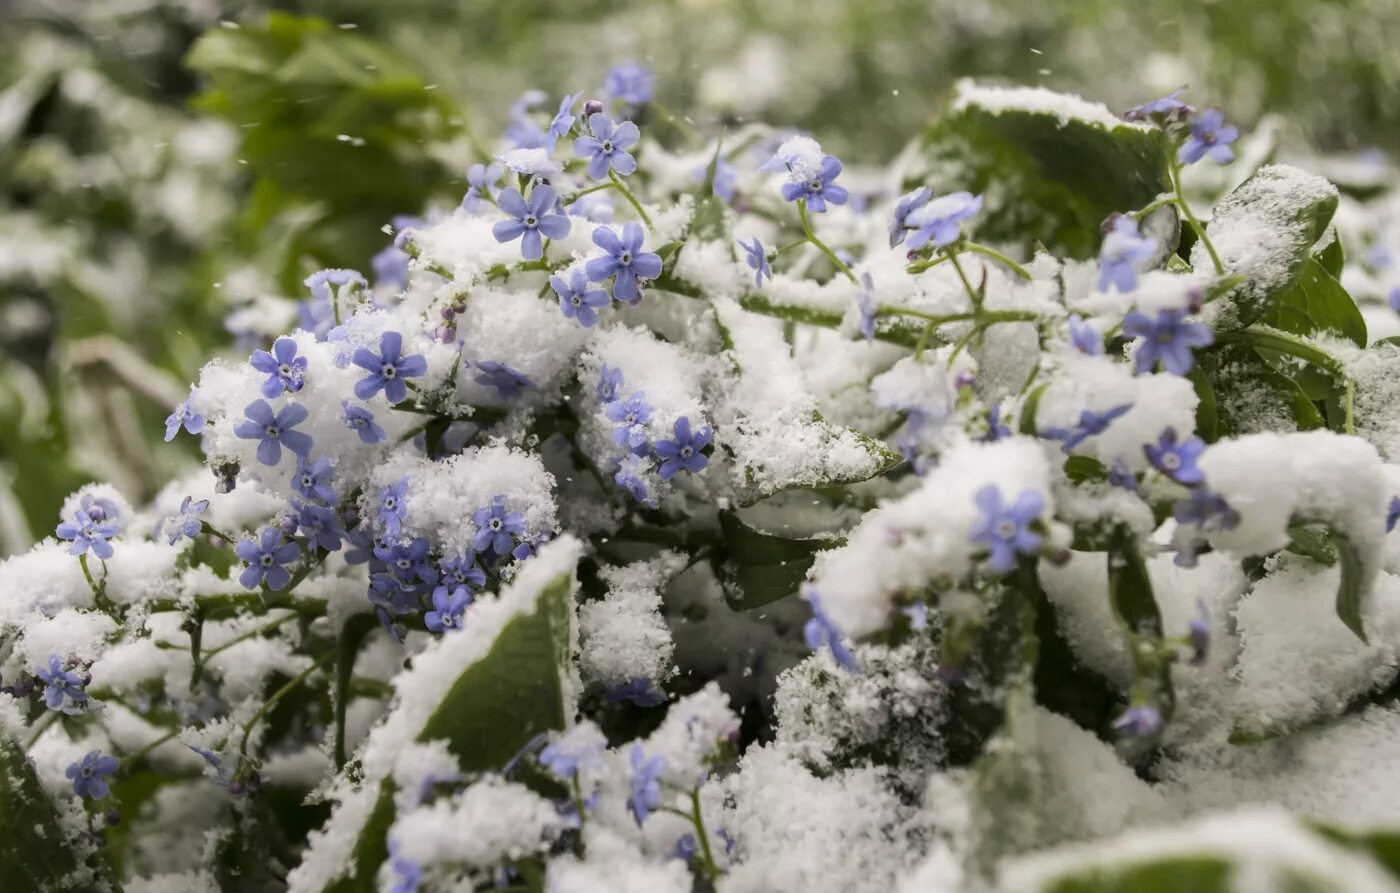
947, 250, 980, 308
79, 555, 120, 621
797, 199, 858, 283
608, 170, 653, 228
201, 613, 300, 664
961, 241, 1032, 280
239, 651, 333, 757
1169, 155, 1224, 275
562, 182, 614, 204
334, 615, 377, 770
1346, 378, 1356, 435
1133, 194, 1181, 221
119, 727, 181, 771
906, 254, 952, 275
200, 520, 237, 544
772, 239, 807, 256
23, 711, 60, 750
1213, 325, 1347, 378
690, 787, 721, 881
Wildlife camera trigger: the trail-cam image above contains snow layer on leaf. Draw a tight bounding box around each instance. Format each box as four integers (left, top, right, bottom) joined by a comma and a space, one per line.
579, 553, 683, 687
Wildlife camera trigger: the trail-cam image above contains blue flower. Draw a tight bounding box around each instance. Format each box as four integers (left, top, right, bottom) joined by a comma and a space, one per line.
373, 222, 418, 290
655, 416, 712, 480
472, 496, 526, 555
574, 114, 640, 180
614, 454, 655, 507
374, 480, 409, 540
1098, 216, 1157, 293
292, 457, 336, 504
602, 677, 667, 707
1067, 314, 1103, 355
341, 401, 386, 445
166, 496, 208, 545
493, 185, 571, 261
1122, 308, 1214, 376
1144, 428, 1206, 485
738, 237, 771, 288
235, 527, 301, 590
586, 222, 663, 303
439, 551, 487, 590
505, 89, 549, 149
1179, 109, 1239, 166
375, 537, 437, 584
56, 511, 118, 560
1188, 600, 1210, 666
462, 163, 503, 213
627, 744, 665, 825
605, 392, 653, 448
551, 269, 611, 328
1391, 287, 1400, 314
234, 400, 313, 466
36, 656, 87, 714
981, 403, 1012, 443
425, 585, 473, 633
701, 158, 739, 203
971, 485, 1044, 574
293, 501, 345, 552
1172, 486, 1238, 531
474, 360, 534, 399
540, 734, 603, 780
779, 154, 848, 213
369, 573, 421, 640
250, 337, 307, 398
1124, 87, 1190, 122
67, 750, 118, 799
856, 273, 877, 342
605, 62, 654, 106
164, 393, 205, 442
903, 191, 982, 251
353, 331, 428, 405
1041, 405, 1133, 453
548, 92, 581, 150
302, 269, 366, 340
890, 186, 933, 248
672, 833, 699, 862
802, 589, 857, 671
1389, 496, 1400, 533
596, 364, 623, 402
1112, 705, 1162, 738
1107, 458, 1139, 492
388, 843, 422, 893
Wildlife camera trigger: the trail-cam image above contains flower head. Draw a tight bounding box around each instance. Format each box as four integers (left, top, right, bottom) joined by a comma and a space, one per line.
165, 495, 208, 545
548, 92, 581, 150
439, 551, 487, 590
586, 222, 663, 303
472, 495, 527, 555
574, 114, 640, 180
596, 364, 624, 402
425, 585, 473, 633
353, 332, 428, 405
802, 589, 857, 671
1179, 108, 1239, 166
473, 360, 535, 400
971, 485, 1044, 574
235, 527, 301, 591
292, 457, 336, 504
605, 392, 653, 448
605, 62, 654, 106
903, 191, 982, 251
233, 400, 313, 466
164, 393, 205, 442
378, 479, 409, 537
627, 743, 665, 825
738, 237, 772, 288
614, 454, 655, 507
551, 269, 611, 328
890, 186, 933, 248
302, 269, 366, 340
856, 273, 877, 342
539, 726, 606, 780
1122, 308, 1214, 376
56, 511, 118, 560
250, 337, 307, 398
375, 537, 437, 585
293, 501, 345, 552
779, 154, 848, 213
655, 416, 712, 480
493, 185, 571, 261
1098, 215, 1157, 293
1388, 496, 1400, 533
342, 401, 386, 445
603, 678, 668, 707
1124, 87, 1191, 122
1067, 314, 1103, 355
36, 656, 87, 714
462, 162, 503, 213
1144, 428, 1207, 485
1041, 404, 1133, 453
1113, 705, 1163, 738
67, 750, 118, 799
1188, 600, 1210, 666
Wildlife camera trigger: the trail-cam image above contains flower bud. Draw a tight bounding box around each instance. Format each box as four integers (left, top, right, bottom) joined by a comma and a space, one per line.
583, 99, 604, 117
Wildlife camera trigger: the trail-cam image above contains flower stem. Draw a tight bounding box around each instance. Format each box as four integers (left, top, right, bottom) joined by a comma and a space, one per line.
608, 170, 654, 229
690, 787, 720, 882
1168, 155, 1224, 275
961, 241, 1032, 280
797, 199, 858, 283
1133, 194, 1181, 221
119, 727, 181, 771
79, 554, 120, 621
238, 651, 333, 757
562, 182, 614, 204
24, 711, 59, 750
906, 254, 952, 275
947, 250, 980, 308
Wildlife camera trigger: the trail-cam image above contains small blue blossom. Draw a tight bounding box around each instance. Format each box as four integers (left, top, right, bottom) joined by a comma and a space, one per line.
369, 573, 421, 641
605, 61, 654, 106
504, 89, 549, 149
1179, 109, 1239, 166
1390, 287, 1400, 314
1388, 496, 1400, 533
373, 220, 419, 290
699, 158, 739, 203
655, 416, 712, 481
738, 237, 772, 288
353, 331, 428, 404
1144, 428, 1207, 485
802, 589, 857, 671
574, 114, 640, 180
586, 222, 663, 304
1172, 486, 1238, 531
462, 162, 503, 213
603, 677, 668, 707
342, 402, 386, 445
302, 269, 366, 340
1122, 308, 1214, 376
472, 496, 527, 555
779, 154, 848, 213
903, 602, 929, 630
1067, 314, 1103, 355
388, 842, 422, 893
890, 186, 933, 248
596, 364, 624, 402
672, 833, 699, 862
1098, 215, 1157, 293
56, 511, 118, 560
250, 336, 308, 398
164, 393, 206, 443
375, 537, 438, 585
233, 400, 313, 466
343, 528, 384, 567
379, 478, 408, 537
235, 527, 301, 591
540, 735, 604, 781
1124, 87, 1190, 122
551, 269, 611, 328
473, 360, 535, 399
293, 457, 336, 504
293, 501, 345, 552
614, 454, 655, 507
1041, 404, 1133, 453
1188, 600, 1210, 666
903, 191, 982, 251
1112, 705, 1162, 738
1107, 458, 1139, 492
627, 744, 665, 825
67, 750, 118, 799
548, 92, 581, 150
439, 551, 487, 590
36, 656, 87, 714
981, 402, 1012, 443
856, 273, 877, 342
425, 585, 473, 633
493, 185, 571, 261
970, 485, 1044, 574
165, 496, 209, 545
605, 392, 653, 448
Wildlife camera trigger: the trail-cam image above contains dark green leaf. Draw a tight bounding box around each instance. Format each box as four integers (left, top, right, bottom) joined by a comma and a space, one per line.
1316, 233, 1345, 279
1186, 364, 1219, 442
716, 510, 841, 610
0, 736, 95, 890
1106, 526, 1174, 723
1207, 345, 1325, 435
1063, 455, 1107, 484
1310, 821, 1400, 881
1044, 856, 1232, 893
1333, 527, 1369, 644
1259, 258, 1366, 347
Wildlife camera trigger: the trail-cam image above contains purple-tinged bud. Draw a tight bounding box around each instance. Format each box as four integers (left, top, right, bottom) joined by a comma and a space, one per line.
954, 371, 977, 389
1186, 286, 1205, 314
105, 808, 121, 826
584, 99, 604, 117
435, 326, 457, 344
278, 515, 298, 537
440, 306, 457, 321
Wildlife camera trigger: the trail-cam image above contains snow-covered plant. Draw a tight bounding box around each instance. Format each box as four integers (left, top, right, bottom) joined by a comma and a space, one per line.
8, 70, 1400, 893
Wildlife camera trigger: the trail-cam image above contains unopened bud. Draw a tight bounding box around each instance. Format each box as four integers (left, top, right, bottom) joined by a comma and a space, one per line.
583, 99, 604, 117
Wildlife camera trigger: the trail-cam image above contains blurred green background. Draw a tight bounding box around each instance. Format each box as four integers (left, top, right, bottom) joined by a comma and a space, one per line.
1, 0, 1397, 554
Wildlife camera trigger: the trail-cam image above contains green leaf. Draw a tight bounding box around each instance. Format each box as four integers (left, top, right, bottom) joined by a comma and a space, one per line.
0, 736, 95, 890
1043, 857, 1233, 893
922, 82, 1170, 258
1310, 822, 1400, 881
716, 510, 841, 610
1206, 345, 1325, 436
1063, 455, 1107, 484
1186, 364, 1219, 442
1285, 524, 1338, 566
1333, 527, 1370, 644
1258, 258, 1366, 348
1106, 526, 1174, 724
1316, 233, 1345, 279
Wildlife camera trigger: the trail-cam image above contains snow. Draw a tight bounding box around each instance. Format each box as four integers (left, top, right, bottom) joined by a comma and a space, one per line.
950, 79, 1150, 131
579, 553, 682, 687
